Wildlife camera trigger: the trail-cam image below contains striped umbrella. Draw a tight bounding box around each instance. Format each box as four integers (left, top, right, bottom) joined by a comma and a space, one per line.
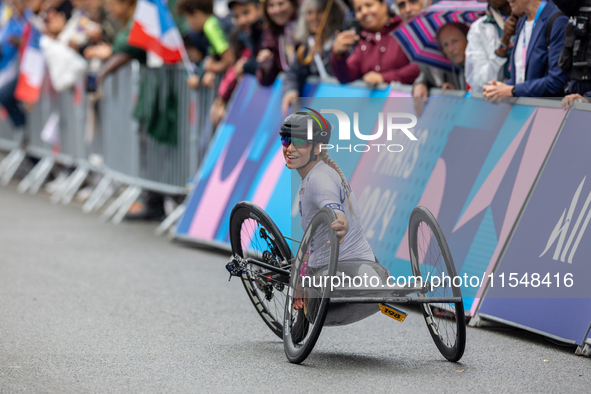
392, 1, 487, 72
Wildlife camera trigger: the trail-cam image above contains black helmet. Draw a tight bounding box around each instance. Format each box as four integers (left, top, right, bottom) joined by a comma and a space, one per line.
279, 110, 331, 144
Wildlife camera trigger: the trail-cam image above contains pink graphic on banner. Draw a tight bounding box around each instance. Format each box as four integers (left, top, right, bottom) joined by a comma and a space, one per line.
470, 108, 565, 314
453, 111, 535, 233
188, 147, 249, 239
396, 157, 447, 260
251, 148, 285, 210
388, 90, 412, 98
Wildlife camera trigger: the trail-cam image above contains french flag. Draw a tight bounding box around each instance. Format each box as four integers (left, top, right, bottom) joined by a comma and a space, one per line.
14, 23, 45, 104
128, 0, 184, 63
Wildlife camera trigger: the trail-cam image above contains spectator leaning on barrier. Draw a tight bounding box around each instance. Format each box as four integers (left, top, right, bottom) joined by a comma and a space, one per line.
465, 0, 519, 92
85, 0, 121, 44
331, 0, 420, 87
281, 0, 345, 114
209, 0, 264, 126
177, 0, 235, 89
54, 0, 103, 54
412, 22, 469, 98
562, 93, 590, 109
95, 0, 147, 84
0, 0, 26, 129
391, 0, 431, 23
482, 0, 568, 98
256, 0, 299, 86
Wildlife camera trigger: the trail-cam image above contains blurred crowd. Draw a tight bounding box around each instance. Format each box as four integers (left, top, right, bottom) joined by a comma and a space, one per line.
1, 0, 589, 217
1, 0, 589, 128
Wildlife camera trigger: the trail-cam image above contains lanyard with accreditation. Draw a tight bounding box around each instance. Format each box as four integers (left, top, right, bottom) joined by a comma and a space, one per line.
522, 0, 547, 74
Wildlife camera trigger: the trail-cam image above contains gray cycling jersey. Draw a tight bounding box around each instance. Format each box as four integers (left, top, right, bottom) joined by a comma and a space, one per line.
298, 161, 374, 268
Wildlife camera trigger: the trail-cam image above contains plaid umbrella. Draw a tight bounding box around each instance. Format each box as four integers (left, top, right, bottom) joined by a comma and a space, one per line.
392, 1, 487, 72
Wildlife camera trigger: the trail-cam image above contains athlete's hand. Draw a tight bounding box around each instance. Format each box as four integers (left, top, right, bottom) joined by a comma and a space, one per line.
331, 217, 349, 244
294, 283, 305, 310
294, 298, 304, 310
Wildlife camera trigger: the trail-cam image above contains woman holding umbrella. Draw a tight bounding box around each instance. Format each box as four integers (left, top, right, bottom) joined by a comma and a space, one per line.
330, 0, 420, 86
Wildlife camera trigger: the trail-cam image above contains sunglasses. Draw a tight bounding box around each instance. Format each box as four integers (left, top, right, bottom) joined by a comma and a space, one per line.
281, 136, 311, 149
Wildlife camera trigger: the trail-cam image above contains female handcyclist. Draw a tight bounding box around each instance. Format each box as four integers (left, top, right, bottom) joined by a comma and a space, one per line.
280, 111, 389, 326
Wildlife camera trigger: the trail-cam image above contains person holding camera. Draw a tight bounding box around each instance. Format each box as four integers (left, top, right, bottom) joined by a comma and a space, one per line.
482, 0, 568, 98
556, 0, 591, 108
465, 0, 518, 92
331, 0, 419, 86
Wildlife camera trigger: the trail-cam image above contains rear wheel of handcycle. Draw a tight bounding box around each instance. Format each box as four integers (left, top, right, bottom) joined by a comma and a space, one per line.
229, 202, 292, 339
408, 206, 466, 362
283, 207, 339, 364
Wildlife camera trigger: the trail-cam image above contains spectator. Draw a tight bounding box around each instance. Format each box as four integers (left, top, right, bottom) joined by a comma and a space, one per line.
177, 0, 235, 89
561, 14, 591, 101
412, 22, 469, 98
465, 0, 518, 92
45, 0, 74, 21
482, 0, 568, 98
331, 0, 420, 86
55, 0, 102, 53
210, 0, 264, 126
85, 0, 121, 44
0, 0, 26, 129
94, 0, 146, 84
256, 0, 299, 86
281, 0, 344, 114
562, 93, 590, 110
391, 0, 431, 23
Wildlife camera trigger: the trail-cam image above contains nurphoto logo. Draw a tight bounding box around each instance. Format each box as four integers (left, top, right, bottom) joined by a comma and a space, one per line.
304, 107, 418, 153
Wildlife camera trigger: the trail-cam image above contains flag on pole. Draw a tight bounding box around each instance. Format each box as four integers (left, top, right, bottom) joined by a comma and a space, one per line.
128, 0, 184, 63
14, 22, 45, 103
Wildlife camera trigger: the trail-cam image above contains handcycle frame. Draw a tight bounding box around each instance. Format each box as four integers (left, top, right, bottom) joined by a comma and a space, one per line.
227, 201, 466, 364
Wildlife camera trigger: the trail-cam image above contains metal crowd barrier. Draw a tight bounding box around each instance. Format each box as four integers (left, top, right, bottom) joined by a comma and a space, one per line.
0, 61, 218, 225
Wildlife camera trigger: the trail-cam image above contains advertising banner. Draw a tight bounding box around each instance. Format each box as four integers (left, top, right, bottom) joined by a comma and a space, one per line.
175, 76, 568, 319
347, 99, 565, 313
175, 76, 392, 246
477, 107, 591, 344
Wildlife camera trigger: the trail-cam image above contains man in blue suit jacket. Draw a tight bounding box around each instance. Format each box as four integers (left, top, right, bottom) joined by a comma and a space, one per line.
482, 0, 568, 98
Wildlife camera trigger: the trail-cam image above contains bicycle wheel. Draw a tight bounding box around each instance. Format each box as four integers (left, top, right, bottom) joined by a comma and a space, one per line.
408, 206, 466, 362
283, 207, 339, 364
229, 202, 292, 339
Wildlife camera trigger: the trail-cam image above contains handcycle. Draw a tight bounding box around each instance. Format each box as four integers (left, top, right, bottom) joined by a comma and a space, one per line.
227, 201, 466, 364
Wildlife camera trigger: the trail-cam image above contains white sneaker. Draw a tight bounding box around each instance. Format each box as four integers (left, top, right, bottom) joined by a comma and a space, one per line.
44, 171, 68, 193
164, 196, 178, 216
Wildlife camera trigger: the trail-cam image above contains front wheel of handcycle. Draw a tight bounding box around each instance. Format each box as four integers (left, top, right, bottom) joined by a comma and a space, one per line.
283, 207, 339, 364
408, 206, 466, 362
229, 202, 292, 339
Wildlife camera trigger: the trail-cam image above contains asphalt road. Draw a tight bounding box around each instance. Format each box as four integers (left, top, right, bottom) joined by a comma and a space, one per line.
1, 185, 589, 393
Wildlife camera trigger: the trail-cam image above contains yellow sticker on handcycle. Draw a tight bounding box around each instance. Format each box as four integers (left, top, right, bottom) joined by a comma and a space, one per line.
379, 304, 408, 323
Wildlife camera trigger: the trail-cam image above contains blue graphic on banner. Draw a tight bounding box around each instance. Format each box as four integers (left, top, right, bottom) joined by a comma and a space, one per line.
478, 107, 591, 344
175, 75, 568, 324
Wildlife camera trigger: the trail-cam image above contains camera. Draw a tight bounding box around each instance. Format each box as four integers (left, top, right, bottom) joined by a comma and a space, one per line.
343, 14, 361, 34
557, 0, 591, 84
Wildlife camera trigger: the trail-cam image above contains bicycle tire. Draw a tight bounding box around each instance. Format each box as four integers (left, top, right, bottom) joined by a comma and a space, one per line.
408, 206, 466, 362
229, 202, 292, 339
283, 207, 339, 364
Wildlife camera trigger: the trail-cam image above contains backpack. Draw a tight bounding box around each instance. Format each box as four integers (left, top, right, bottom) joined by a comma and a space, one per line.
546, 12, 564, 50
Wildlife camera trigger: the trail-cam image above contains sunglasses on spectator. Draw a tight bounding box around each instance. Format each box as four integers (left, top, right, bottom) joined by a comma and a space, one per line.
281, 136, 312, 149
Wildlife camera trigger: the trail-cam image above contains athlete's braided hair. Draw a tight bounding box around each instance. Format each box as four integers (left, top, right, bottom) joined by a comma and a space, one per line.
317, 148, 355, 214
